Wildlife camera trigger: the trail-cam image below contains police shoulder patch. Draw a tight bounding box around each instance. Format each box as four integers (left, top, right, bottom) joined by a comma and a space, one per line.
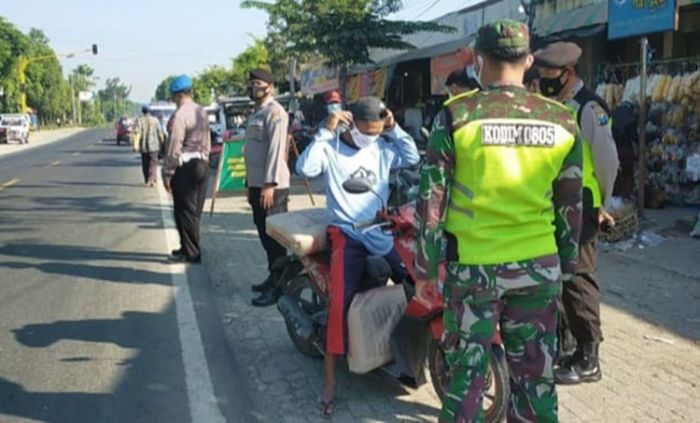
591, 103, 609, 126
481, 122, 556, 147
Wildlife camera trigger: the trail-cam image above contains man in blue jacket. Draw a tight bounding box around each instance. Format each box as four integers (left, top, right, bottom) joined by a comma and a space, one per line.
296, 96, 420, 416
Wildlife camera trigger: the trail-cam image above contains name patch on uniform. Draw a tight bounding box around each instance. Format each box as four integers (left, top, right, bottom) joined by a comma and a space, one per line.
481, 123, 556, 147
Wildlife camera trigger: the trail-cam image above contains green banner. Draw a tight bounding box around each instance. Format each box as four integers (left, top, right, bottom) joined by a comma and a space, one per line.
218, 141, 246, 191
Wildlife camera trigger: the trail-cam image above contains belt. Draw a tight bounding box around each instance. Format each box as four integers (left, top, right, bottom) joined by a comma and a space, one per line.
180, 151, 205, 165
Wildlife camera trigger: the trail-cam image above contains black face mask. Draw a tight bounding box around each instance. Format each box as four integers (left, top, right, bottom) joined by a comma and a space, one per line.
540, 71, 568, 98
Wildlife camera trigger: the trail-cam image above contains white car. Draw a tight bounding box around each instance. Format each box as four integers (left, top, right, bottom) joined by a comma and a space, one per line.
0, 114, 30, 144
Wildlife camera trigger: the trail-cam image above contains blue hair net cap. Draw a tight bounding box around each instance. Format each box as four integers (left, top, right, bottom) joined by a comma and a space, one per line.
170, 75, 193, 94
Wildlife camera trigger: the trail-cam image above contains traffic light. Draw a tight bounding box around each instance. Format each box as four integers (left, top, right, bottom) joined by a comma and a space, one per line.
92, 44, 98, 55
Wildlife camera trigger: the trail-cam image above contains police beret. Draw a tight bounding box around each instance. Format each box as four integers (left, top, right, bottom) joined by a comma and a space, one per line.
170, 74, 193, 94
249, 69, 275, 84
349, 97, 386, 122
533, 42, 582, 68
475, 19, 529, 52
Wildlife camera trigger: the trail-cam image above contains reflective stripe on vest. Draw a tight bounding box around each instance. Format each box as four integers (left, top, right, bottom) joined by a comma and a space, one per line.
582, 140, 602, 208
445, 118, 577, 265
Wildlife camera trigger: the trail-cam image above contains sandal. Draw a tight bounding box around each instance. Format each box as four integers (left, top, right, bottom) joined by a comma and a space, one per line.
318, 396, 336, 418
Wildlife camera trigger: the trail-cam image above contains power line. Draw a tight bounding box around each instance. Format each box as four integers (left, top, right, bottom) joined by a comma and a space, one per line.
411, 0, 443, 20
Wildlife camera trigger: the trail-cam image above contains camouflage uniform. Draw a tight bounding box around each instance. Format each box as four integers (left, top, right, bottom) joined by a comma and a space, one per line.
414, 20, 583, 423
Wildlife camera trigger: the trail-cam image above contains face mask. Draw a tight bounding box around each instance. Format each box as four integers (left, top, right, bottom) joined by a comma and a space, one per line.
350, 126, 379, 149
250, 85, 269, 100
540, 71, 568, 98
327, 103, 342, 114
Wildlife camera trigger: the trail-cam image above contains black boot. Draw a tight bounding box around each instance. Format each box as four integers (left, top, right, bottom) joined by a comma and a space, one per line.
251, 287, 282, 307
251, 274, 274, 293
555, 343, 602, 385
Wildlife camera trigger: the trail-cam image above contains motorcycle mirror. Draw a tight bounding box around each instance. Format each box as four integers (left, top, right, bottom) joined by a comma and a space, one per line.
342, 177, 373, 194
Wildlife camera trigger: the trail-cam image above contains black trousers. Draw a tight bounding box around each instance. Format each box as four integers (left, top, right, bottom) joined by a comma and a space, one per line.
248, 187, 289, 272
562, 237, 603, 345
141, 152, 158, 183
171, 159, 209, 260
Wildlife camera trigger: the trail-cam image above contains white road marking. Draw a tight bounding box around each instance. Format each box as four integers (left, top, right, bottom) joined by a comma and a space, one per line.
0, 178, 20, 191
156, 183, 226, 423
47, 160, 61, 167
73, 151, 81, 157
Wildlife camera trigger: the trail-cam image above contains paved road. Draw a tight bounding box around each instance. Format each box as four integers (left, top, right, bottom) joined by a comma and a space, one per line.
0, 130, 253, 422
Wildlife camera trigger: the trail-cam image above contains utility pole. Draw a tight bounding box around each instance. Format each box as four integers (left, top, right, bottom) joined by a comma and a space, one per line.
69, 75, 77, 125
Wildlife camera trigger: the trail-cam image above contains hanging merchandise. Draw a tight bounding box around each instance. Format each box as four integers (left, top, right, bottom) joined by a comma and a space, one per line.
597, 57, 700, 209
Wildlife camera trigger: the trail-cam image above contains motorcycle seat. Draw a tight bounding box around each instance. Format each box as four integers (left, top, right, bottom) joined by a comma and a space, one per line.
266, 208, 329, 257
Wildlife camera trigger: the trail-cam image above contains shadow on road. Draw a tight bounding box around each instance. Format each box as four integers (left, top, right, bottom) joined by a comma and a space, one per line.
0, 261, 172, 286
0, 243, 166, 264
2, 308, 190, 423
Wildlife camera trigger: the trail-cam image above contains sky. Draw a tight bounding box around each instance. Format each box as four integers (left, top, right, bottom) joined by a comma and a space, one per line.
0, 0, 465, 103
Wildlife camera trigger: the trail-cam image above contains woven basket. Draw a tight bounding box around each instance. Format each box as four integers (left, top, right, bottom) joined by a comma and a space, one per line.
600, 202, 639, 243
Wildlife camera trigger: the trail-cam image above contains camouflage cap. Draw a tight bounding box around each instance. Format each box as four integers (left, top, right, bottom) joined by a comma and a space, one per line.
475, 19, 530, 52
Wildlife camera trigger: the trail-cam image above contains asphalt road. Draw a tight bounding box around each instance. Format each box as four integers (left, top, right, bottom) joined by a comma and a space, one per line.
0, 130, 254, 422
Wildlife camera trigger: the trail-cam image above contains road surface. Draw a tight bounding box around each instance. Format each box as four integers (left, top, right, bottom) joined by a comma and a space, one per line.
0, 129, 253, 423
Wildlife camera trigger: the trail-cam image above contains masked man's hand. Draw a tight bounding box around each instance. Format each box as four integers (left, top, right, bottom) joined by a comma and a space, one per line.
325, 111, 353, 133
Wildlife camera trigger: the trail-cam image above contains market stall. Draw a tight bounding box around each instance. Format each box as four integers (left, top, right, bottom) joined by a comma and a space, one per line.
597, 57, 700, 207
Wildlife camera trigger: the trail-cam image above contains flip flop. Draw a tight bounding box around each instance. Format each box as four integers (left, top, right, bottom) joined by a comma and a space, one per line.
318, 396, 335, 418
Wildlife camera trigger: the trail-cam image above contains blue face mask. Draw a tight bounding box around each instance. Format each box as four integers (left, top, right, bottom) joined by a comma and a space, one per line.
327, 103, 342, 114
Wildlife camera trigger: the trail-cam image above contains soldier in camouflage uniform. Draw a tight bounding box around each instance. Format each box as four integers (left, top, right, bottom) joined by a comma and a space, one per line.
414, 20, 583, 422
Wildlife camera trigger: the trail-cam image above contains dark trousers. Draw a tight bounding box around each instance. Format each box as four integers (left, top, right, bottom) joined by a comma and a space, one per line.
171, 159, 209, 260
248, 187, 289, 271
326, 226, 408, 355
141, 152, 158, 184
562, 239, 602, 345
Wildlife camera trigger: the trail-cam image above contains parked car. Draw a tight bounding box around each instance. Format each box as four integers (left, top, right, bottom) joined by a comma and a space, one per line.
0, 114, 30, 144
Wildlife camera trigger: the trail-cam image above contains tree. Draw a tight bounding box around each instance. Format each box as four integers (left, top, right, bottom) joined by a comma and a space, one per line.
241, 0, 454, 66
231, 39, 270, 94
98, 77, 133, 122
154, 75, 177, 102
197, 65, 234, 99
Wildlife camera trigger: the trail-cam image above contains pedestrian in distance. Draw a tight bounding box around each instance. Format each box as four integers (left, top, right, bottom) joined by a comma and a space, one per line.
162, 75, 211, 264
244, 69, 292, 307
534, 41, 620, 386
414, 20, 583, 422
133, 105, 166, 187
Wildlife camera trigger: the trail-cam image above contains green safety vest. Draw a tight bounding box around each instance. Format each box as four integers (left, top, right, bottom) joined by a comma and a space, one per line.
444, 107, 578, 265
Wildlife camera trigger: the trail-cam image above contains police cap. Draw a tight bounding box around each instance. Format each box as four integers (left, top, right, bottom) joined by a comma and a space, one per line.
533, 42, 582, 68
249, 69, 275, 84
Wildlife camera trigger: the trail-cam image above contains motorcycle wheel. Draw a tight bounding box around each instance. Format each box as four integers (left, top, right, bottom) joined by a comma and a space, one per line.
284, 275, 325, 359
428, 340, 509, 423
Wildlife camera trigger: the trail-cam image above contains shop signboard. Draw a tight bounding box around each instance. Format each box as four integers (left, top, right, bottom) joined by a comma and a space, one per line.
430, 48, 474, 95
300, 67, 339, 96
346, 68, 388, 103
608, 0, 677, 40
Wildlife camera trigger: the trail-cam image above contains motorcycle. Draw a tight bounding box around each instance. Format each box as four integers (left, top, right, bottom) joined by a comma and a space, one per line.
268, 170, 509, 422
116, 118, 133, 146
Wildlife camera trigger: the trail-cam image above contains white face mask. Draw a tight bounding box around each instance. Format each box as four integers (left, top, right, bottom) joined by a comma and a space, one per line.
350, 126, 379, 149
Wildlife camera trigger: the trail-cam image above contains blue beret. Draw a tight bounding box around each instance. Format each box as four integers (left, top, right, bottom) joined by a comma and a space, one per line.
170, 75, 193, 94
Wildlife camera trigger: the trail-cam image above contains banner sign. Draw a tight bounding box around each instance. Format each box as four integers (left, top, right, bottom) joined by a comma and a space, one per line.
300, 67, 339, 96
346, 68, 388, 103
608, 0, 676, 40
218, 140, 246, 192
430, 48, 474, 95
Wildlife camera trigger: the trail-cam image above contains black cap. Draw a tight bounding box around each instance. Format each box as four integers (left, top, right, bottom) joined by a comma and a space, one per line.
523, 67, 540, 84
249, 69, 275, 84
349, 97, 386, 122
142, 105, 149, 114
533, 42, 582, 68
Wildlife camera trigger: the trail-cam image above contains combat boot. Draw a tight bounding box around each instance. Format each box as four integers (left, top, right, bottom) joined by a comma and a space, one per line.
251, 274, 274, 293
554, 343, 602, 385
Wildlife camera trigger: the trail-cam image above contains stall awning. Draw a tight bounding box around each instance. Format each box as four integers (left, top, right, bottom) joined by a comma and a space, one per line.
534, 2, 608, 37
